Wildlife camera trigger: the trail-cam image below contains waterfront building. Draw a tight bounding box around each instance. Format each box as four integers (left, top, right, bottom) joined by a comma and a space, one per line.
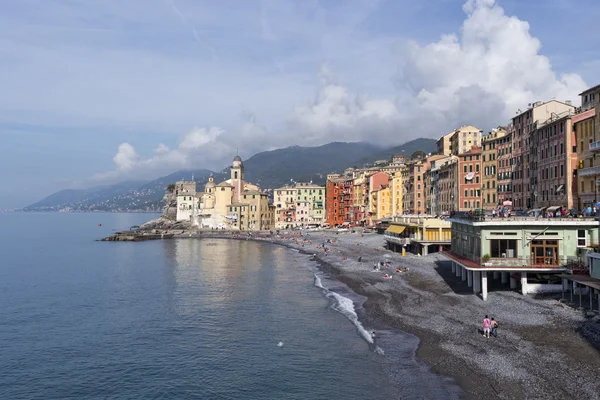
457, 146, 482, 211
576, 84, 600, 210
450, 126, 482, 156
428, 155, 451, 215
437, 131, 454, 156
529, 106, 577, 209
436, 156, 459, 214
481, 128, 505, 210
384, 215, 452, 255
367, 172, 389, 224
511, 100, 575, 209
497, 125, 513, 207
390, 171, 404, 216
325, 177, 353, 226
375, 185, 392, 220
175, 155, 274, 230
273, 185, 297, 229
295, 182, 325, 226
445, 215, 598, 300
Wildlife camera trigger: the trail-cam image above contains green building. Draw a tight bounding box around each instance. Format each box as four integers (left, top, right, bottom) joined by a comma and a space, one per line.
445, 216, 599, 300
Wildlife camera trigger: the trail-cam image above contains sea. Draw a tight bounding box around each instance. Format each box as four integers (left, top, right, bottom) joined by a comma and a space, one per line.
0, 212, 461, 399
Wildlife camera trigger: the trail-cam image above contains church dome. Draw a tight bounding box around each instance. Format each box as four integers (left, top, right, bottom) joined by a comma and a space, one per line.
205, 175, 216, 188
233, 155, 242, 162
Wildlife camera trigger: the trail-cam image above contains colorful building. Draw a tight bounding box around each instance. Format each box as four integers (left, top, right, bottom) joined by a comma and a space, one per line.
576, 84, 600, 210
446, 215, 598, 301
481, 128, 505, 210
457, 146, 482, 211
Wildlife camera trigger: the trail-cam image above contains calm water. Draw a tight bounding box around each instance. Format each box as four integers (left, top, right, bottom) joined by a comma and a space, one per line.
0, 213, 460, 399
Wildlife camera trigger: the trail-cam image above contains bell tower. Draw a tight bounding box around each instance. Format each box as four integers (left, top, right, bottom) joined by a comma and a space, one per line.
231, 154, 244, 203
231, 154, 244, 181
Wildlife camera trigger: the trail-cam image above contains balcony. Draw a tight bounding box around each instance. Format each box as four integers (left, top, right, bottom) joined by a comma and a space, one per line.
590, 141, 600, 152
579, 166, 600, 177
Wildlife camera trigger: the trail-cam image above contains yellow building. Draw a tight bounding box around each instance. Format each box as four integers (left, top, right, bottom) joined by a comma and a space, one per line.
450, 125, 483, 156
481, 127, 506, 210
389, 171, 403, 216
176, 155, 274, 231
376, 186, 392, 220
383, 215, 452, 255
576, 84, 599, 209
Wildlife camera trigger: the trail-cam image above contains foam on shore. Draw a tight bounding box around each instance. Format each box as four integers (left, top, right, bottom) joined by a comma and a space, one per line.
314, 273, 384, 355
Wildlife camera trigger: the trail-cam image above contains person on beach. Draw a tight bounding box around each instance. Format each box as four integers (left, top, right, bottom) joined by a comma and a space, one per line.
490, 318, 498, 338
482, 315, 491, 338
358, 256, 362, 262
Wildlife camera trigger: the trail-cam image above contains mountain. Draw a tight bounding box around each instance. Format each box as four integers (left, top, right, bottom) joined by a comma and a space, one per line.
239, 142, 380, 187
24, 139, 435, 212
354, 138, 438, 165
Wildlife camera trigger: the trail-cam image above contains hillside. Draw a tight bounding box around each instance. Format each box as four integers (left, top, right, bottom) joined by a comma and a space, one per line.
24, 139, 434, 212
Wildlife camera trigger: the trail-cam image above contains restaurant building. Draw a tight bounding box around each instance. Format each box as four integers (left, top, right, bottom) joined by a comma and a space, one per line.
444, 215, 598, 300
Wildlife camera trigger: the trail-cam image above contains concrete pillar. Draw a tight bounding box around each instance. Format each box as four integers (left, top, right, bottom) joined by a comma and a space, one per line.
510, 275, 517, 289
461, 266, 467, 282
439, 245, 443, 252
456, 265, 461, 277
422, 245, 429, 256
451, 262, 456, 274
597, 291, 600, 312
467, 270, 473, 288
493, 271, 500, 280
482, 271, 488, 301
501, 272, 508, 284
473, 271, 481, 294
590, 287, 593, 310
521, 272, 528, 295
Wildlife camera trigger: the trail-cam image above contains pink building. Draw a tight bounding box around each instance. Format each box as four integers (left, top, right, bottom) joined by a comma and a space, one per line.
295, 201, 310, 227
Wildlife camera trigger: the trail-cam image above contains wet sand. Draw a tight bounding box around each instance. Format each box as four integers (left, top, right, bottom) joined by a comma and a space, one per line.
191, 230, 600, 400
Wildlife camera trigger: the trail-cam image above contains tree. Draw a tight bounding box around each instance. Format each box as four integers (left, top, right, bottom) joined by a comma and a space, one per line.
411, 150, 426, 160
166, 184, 176, 193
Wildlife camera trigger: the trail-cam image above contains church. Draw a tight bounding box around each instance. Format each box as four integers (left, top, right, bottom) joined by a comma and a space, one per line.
175, 155, 275, 231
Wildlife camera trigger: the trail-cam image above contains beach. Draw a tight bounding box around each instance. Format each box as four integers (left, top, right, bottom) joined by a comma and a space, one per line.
186, 229, 600, 400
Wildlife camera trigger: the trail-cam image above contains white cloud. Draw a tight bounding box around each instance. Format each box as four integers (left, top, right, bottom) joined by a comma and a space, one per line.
292, 0, 587, 142
91, 0, 589, 184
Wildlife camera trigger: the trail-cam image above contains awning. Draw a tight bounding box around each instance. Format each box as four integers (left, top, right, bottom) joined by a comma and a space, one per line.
547, 206, 562, 212
385, 225, 406, 234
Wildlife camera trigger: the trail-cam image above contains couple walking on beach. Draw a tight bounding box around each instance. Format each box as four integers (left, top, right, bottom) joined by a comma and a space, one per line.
482, 315, 498, 338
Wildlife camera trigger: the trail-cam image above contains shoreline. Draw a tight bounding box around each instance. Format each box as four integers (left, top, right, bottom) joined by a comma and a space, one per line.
103, 227, 600, 399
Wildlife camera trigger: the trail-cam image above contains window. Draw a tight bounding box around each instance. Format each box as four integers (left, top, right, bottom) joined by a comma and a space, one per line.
490, 239, 518, 258
464, 165, 467, 173
463, 201, 467, 208
476, 164, 480, 172
464, 190, 468, 197
578, 230, 587, 247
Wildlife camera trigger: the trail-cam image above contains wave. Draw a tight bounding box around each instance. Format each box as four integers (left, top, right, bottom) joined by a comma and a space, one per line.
314, 273, 384, 355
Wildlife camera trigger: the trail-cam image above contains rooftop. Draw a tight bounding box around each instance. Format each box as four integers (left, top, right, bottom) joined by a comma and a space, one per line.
449, 215, 598, 226
579, 83, 600, 96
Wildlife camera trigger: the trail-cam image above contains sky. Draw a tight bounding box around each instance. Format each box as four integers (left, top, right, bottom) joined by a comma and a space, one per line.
0, 0, 598, 209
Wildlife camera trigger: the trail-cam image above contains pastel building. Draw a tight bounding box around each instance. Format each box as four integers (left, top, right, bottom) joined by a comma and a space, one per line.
445, 215, 598, 301
481, 128, 505, 210
176, 155, 275, 231
457, 146, 482, 211
576, 84, 600, 210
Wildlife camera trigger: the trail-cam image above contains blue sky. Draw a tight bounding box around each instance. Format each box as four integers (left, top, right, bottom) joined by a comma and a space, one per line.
0, 0, 598, 209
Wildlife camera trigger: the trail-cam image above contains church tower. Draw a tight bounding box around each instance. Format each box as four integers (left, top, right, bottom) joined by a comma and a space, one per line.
231, 154, 244, 181
231, 154, 244, 203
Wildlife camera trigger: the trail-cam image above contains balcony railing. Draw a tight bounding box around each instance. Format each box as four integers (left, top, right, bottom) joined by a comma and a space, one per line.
590, 141, 600, 152
579, 165, 600, 177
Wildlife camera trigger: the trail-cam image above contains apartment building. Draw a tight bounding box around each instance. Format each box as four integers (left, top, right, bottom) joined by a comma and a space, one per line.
457, 146, 483, 211
481, 128, 506, 210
